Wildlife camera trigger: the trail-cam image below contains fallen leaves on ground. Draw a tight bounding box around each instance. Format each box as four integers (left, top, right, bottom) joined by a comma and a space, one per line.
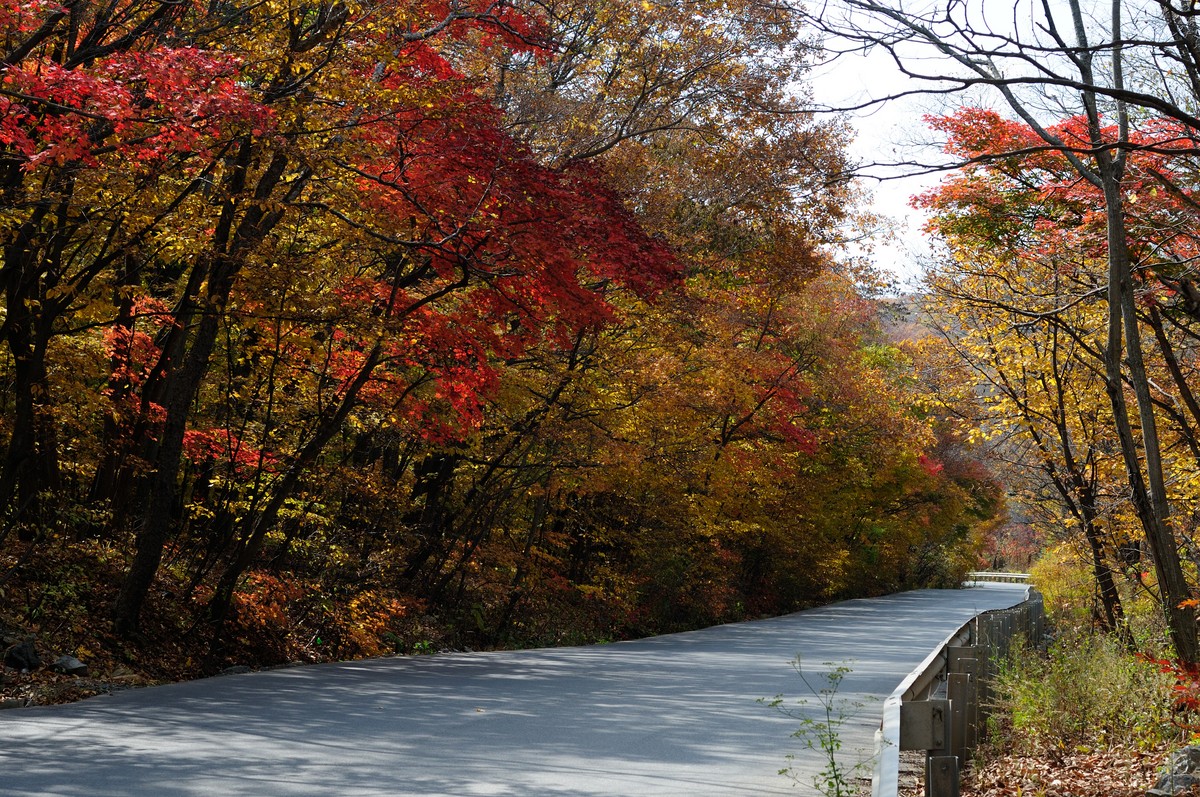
899, 746, 1181, 797
1, 666, 151, 708
962, 747, 1169, 797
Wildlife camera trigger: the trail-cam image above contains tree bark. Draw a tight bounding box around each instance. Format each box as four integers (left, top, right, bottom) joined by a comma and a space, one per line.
1099, 169, 1198, 663
112, 145, 295, 637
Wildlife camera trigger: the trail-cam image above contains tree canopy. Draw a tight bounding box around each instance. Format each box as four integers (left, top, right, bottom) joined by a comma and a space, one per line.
0, 0, 998, 674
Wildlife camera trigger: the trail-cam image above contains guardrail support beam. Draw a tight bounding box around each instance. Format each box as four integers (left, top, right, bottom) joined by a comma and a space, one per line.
926, 755, 960, 797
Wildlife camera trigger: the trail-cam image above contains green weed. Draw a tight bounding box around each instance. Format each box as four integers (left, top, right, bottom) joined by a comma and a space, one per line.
988, 630, 1182, 758
762, 657, 874, 797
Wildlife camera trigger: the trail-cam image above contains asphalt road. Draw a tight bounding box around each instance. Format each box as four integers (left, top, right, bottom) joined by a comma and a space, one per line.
2, 584, 1029, 797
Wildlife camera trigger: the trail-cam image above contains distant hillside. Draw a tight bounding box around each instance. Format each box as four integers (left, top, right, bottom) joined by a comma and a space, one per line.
877, 294, 932, 343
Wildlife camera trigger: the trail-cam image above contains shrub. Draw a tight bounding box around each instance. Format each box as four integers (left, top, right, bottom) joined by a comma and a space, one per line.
988, 630, 1183, 758
1029, 543, 1096, 628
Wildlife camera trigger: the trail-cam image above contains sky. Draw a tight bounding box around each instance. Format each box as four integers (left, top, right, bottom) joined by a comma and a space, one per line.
807, 46, 946, 289
801, 0, 1123, 288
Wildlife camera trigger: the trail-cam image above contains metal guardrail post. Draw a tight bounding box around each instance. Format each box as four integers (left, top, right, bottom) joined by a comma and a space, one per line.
947, 672, 969, 763
899, 698, 957, 797
948, 646, 981, 752
927, 756, 960, 797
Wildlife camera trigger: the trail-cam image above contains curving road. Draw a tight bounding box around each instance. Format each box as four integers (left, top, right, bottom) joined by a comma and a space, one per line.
1, 584, 1028, 796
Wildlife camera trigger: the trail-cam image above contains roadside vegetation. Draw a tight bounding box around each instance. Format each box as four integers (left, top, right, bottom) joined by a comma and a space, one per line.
959, 553, 1199, 797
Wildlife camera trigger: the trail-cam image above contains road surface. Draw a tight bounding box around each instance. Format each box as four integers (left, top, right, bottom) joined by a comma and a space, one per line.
2, 584, 1029, 796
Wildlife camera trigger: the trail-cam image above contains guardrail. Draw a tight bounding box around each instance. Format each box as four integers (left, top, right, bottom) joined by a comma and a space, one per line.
965, 571, 1031, 584
871, 588, 1045, 797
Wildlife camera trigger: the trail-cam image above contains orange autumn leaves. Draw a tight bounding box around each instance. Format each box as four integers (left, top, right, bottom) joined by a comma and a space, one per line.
0, 0, 996, 662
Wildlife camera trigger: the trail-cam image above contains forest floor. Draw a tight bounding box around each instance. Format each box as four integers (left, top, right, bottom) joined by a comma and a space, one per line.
0, 611, 308, 708
960, 746, 1173, 797
897, 745, 1178, 797
1, 667, 153, 708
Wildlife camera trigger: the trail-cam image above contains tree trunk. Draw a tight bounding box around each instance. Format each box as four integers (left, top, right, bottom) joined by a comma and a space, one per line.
1100, 170, 1199, 664
111, 308, 223, 637
112, 146, 296, 637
